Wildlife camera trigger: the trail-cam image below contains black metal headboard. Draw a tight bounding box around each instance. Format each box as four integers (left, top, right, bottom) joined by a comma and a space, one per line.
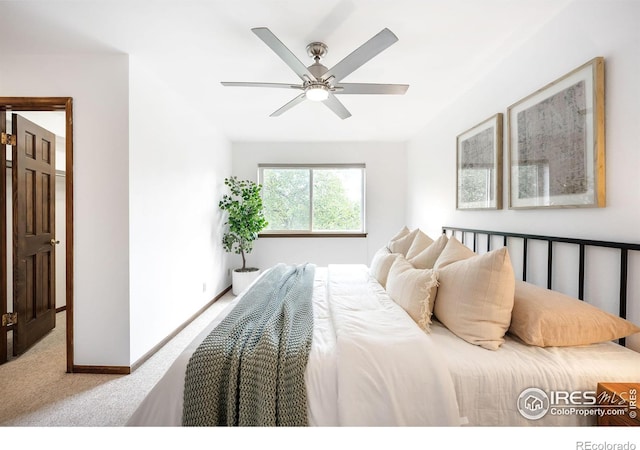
442, 226, 640, 347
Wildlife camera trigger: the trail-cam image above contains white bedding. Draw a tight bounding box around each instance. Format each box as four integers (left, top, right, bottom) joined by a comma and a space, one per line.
127, 265, 461, 426
325, 264, 460, 425
430, 320, 640, 426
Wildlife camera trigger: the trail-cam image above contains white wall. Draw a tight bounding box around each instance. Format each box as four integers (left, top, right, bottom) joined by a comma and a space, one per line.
0, 54, 131, 365
128, 57, 232, 364
2, 52, 235, 366
406, 1, 640, 349
1, 53, 233, 366
232, 142, 407, 269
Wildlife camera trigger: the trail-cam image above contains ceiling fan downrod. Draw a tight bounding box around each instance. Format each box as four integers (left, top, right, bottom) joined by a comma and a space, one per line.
306, 41, 328, 62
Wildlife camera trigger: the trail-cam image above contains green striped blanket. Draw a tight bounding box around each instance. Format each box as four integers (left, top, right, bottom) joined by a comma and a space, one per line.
182, 263, 315, 426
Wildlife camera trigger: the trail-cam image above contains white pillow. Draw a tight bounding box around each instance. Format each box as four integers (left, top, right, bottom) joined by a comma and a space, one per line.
405, 230, 434, 260
388, 228, 419, 256
434, 247, 515, 350
369, 247, 401, 288
386, 255, 438, 331
408, 234, 448, 269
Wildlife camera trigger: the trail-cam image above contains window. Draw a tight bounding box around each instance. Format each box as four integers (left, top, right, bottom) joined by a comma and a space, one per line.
258, 164, 365, 236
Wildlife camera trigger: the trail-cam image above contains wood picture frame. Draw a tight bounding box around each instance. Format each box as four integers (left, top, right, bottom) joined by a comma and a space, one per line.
507, 57, 605, 209
456, 113, 503, 210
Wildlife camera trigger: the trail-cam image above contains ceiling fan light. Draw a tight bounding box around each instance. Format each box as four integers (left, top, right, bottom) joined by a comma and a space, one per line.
305, 85, 329, 102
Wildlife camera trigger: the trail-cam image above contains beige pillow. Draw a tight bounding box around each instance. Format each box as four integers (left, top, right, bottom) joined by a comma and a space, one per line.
405, 230, 434, 260
433, 236, 476, 269
386, 256, 438, 331
388, 228, 419, 256
409, 234, 448, 269
389, 226, 410, 242
509, 281, 640, 347
369, 247, 401, 288
434, 247, 515, 350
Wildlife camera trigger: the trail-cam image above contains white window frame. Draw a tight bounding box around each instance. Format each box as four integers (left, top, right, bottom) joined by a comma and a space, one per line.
258, 163, 366, 237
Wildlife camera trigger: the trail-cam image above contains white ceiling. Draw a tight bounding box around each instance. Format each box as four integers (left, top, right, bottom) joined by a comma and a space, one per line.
0, 0, 571, 142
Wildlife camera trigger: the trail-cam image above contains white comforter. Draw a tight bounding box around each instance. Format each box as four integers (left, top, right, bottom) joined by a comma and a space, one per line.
430, 320, 640, 426
127, 264, 461, 426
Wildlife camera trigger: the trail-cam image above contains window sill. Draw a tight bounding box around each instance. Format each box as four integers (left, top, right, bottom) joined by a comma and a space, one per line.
259, 232, 367, 238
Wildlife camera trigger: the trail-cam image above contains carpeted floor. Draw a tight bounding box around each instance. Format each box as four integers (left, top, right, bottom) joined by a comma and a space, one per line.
0, 292, 234, 427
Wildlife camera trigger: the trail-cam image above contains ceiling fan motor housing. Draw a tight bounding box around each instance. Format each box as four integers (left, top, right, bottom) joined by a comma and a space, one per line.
308, 63, 330, 82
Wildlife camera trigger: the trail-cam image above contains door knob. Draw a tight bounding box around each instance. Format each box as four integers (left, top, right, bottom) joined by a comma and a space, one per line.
50, 239, 60, 245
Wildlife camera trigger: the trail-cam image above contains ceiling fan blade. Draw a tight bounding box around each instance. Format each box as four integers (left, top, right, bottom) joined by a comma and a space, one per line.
221, 82, 303, 90
335, 83, 409, 95
252, 27, 317, 82
322, 93, 351, 120
322, 28, 398, 83
270, 93, 307, 117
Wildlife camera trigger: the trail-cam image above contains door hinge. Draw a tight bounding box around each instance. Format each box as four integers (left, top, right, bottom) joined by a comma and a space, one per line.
2, 313, 18, 327
1, 132, 16, 146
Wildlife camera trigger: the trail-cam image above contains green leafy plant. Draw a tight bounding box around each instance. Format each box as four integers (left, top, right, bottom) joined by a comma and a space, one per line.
218, 176, 268, 271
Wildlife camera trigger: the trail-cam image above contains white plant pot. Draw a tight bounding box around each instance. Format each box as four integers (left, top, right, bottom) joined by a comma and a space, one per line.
232, 268, 261, 296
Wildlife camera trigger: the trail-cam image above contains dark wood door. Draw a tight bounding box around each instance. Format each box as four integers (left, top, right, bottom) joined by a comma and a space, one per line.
12, 114, 56, 356
1, 111, 6, 364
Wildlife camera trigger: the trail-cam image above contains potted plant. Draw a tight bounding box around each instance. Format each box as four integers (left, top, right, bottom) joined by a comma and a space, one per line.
219, 176, 268, 295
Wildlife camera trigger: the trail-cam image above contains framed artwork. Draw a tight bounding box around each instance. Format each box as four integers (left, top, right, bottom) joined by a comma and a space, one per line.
508, 57, 605, 209
456, 113, 503, 210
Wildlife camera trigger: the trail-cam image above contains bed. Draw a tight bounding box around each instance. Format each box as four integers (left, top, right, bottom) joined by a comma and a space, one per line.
126, 226, 640, 427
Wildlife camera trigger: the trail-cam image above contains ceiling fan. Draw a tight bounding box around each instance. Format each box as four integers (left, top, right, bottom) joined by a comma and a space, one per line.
221, 27, 409, 120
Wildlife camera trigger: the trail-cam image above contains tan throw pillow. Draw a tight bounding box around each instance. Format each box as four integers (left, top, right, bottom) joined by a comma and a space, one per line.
388, 228, 419, 256
434, 247, 515, 350
509, 281, 640, 347
369, 247, 401, 288
409, 234, 448, 269
405, 230, 434, 260
433, 236, 476, 269
386, 256, 438, 331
